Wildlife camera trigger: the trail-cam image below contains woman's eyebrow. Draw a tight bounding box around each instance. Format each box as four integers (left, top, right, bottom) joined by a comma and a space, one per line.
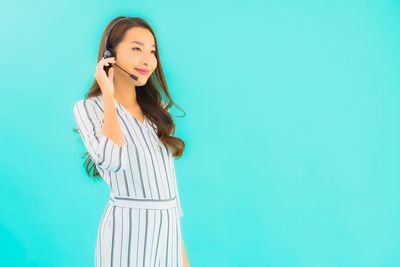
130, 40, 156, 48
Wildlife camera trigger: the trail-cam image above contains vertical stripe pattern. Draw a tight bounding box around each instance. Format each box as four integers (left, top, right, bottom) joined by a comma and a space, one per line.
73, 96, 184, 267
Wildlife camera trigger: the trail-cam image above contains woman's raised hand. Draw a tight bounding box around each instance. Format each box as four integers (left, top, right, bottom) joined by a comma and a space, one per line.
95, 56, 116, 97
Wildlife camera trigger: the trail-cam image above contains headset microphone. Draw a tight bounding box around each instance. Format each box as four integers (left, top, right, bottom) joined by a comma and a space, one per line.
113, 62, 139, 81
103, 17, 139, 81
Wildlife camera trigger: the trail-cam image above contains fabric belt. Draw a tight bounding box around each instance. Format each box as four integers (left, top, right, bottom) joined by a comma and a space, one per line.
109, 193, 178, 210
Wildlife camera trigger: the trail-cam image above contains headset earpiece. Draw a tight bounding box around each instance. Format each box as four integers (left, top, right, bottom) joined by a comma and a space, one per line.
103, 49, 113, 59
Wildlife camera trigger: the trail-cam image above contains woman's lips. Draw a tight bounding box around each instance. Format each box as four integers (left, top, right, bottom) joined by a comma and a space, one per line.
135, 68, 149, 75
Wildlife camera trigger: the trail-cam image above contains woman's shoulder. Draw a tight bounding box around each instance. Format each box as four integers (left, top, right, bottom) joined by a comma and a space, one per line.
75, 95, 103, 106
73, 95, 104, 115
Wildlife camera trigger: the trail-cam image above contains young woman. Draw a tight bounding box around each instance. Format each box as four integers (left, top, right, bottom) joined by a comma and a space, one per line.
72, 16, 189, 267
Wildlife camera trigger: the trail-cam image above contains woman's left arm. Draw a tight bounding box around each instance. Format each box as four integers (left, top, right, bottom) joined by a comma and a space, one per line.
182, 239, 190, 267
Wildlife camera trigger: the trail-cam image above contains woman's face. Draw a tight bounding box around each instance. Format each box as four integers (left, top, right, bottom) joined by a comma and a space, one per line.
114, 27, 158, 86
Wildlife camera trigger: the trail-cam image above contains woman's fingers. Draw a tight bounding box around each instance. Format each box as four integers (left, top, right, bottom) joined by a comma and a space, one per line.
96, 57, 116, 71
102, 56, 116, 65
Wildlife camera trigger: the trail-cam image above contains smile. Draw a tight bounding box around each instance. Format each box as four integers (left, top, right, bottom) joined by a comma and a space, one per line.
135, 68, 149, 75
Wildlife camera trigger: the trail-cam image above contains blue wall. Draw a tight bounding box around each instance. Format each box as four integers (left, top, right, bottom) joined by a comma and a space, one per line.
0, 0, 399, 266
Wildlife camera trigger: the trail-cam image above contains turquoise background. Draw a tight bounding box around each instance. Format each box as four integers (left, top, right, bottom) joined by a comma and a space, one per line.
1, 0, 399, 266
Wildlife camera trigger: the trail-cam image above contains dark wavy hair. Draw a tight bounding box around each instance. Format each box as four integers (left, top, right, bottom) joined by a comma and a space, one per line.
73, 15, 186, 178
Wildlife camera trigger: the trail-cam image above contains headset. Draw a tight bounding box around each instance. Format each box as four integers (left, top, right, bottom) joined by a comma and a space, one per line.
103, 17, 139, 81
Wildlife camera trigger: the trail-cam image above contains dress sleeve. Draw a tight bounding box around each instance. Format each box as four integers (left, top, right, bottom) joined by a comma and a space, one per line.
73, 99, 128, 173
172, 164, 183, 218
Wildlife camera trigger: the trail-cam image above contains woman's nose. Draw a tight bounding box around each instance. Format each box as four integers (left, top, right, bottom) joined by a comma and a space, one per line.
140, 53, 154, 65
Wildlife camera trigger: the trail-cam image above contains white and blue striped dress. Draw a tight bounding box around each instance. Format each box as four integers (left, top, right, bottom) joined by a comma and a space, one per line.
73, 95, 184, 267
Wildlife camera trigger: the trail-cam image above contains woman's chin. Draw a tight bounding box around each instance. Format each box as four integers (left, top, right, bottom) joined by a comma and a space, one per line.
134, 79, 148, 86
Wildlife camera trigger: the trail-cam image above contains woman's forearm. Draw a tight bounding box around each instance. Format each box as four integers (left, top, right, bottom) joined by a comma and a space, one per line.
102, 94, 125, 146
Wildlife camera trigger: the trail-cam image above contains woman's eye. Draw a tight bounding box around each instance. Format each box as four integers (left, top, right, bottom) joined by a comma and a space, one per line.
132, 47, 156, 54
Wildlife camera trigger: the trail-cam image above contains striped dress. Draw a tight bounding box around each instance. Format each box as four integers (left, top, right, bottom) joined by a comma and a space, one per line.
73, 95, 184, 267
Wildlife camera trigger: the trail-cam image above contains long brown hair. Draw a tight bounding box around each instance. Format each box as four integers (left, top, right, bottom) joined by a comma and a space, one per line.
73, 15, 186, 178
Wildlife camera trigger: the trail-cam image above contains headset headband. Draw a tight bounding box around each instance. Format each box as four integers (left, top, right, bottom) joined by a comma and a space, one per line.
104, 17, 129, 50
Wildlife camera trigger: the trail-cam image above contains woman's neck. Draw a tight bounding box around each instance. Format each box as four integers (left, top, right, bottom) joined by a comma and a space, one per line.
113, 78, 139, 108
